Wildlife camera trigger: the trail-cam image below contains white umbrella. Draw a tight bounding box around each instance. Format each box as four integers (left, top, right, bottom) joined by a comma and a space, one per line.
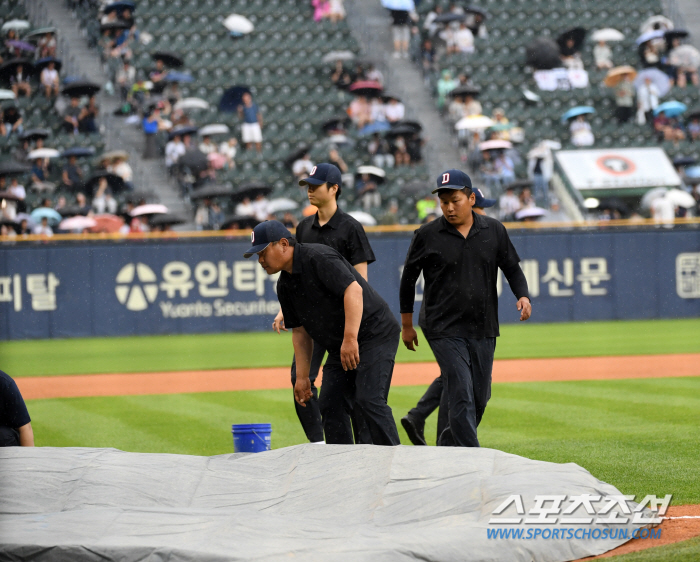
640, 187, 669, 209
591, 28, 625, 42
669, 45, 700, 69
0, 89, 16, 100
640, 15, 673, 34
28, 148, 60, 159
455, 115, 494, 131
59, 216, 97, 231
198, 124, 230, 136
515, 207, 547, 220
666, 189, 696, 208
522, 89, 541, 103
322, 50, 355, 63
223, 14, 254, 34
174, 98, 210, 111
267, 198, 299, 214
356, 165, 386, 178
1, 19, 30, 32
347, 210, 377, 226
479, 140, 512, 151
130, 204, 169, 217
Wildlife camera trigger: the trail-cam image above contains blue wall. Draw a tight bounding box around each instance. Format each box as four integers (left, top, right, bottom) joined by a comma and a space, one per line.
1, 228, 699, 340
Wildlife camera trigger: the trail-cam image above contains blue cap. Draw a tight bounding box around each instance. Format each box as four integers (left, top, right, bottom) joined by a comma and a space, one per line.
299, 163, 342, 188
432, 169, 473, 193
472, 187, 496, 208
243, 220, 293, 258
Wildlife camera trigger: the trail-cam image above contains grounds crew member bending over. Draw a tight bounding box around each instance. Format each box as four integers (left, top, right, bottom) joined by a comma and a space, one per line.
399, 170, 531, 447
246, 220, 401, 446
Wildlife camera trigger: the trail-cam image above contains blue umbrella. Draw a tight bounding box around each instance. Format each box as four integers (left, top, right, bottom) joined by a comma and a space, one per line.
61, 147, 96, 158
653, 101, 687, 117
636, 29, 665, 45
684, 166, 700, 178
30, 207, 62, 225
381, 0, 415, 9
560, 106, 595, 123
219, 85, 251, 112
164, 71, 194, 83
104, 0, 136, 14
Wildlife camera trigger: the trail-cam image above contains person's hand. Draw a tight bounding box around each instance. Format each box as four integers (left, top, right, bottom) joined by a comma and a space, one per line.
517, 297, 532, 321
272, 310, 286, 334
294, 377, 312, 407
340, 336, 360, 371
402, 325, 419, 351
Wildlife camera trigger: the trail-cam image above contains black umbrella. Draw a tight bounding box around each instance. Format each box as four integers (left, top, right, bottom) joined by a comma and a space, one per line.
685, 176, 700, 186
665, 29, 689, 41
19, 128, 50, 142
85, 171, 126, 194
61, 147, 95, 158
100, 20, 131, 31
321, 116, 351, 133
61, 81, 101, 98
219, 85, 251, 112
433, 13, 466, 24
685, 108, 700, 121
673, 156, 697, 167
168, 125, 198, 139
232, 183, 273, 203
391, 120, 423, 133
190, 184, 235, 200
525, 38, 562, 70
503, 179, 533, 190
385, 124, 420, 137
557, 27, 587, 52
149, 213, 186, 227
381, 94, 402, 104
399, 180, 431, 196
0, 58, 34, 80
283, 145, 311, 169
448, 84, 481, 98
464, 5, 488, 19
152, 51, 184, 68
0, 160, 31, 175
58, 205, 88, 217
104, 0, 136, 14
34, 57, 62, 74
125, 190, 158, 204
598, 198, 630, 217
220, 215, 260, 230
179, 149, 209, 174
22, 27, 57, 42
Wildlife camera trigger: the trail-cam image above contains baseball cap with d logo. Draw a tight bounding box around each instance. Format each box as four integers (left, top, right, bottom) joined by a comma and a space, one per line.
432, 169, 473, 193
298, 162, 342, 188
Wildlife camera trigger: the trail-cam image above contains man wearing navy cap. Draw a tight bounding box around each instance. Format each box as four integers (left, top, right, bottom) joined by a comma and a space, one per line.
247, 220, 401, 446
399, 169, 532, 447
271, 163, 376, 444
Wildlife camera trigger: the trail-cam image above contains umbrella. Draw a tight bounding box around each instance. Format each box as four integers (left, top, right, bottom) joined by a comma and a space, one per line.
87, 214, 124, 233
347, 210, 377, 226
59, 215, 97, 231
590, 28, 625, 42
0, 190, 23, 202
640, 15, 673, 34
0, 59, 34, 80
61, 81, 101, 98
557, 27, 587, 52
267, 198, 299, 214
349, 80, 383, 97
322, 51, 355, 63
149, 213, 186, 227
168, 125, 198, 139
1, 20, 30, 32
464, 5, 488, 18
223, 14, 254, 35
433, 13, 466, 24
190, 184, 234, 200
22, 27, 57, 42
448, 84, 481, 98
684, 166, 700, 178
479, 140, 512, 151
525, 38, 562, 70
604, 65, 637, 87
219, 86, 251, 112
640, 187, 670, 208
100, 20, 131, 31
380, 0, 415, 9
232, 183, 273, 203
61, 147, 95, 158
104, 0, 136, 14
0, 89, 15, 100
504, 179, 534, 190
85, 171, 126, 194
653, 100, 687, 117
131, 204, 168, 217
57, 206, 89, 217
514, 207, 547, 220
0, 160, 31, 175
198, 124, 230, 136
163, 71, 194, 83
220, 215, 260, 230
284, 145, 311, 169
669, 45, 700, 69
321, 116, 350, 132
98, 150, 129, 163
636, 29, 665, 45
384, 124, 418, 137
455, 115, 494, 130
356, 165, 386, 183
634, 68, 672, 97
27, 148, 60, 159
178, 150, 209, 174
522, 89, 541, 103
30, 207, 62, 225
560, 106, 595, 123
7, 40, 35, 53
673, 156, 697, 167
152, 51, 184, 68
392, 120, 422, 132
19, 128, 49, 142
666, 189, 696, 208
665, 29, 689, 41
174, 97, 209, 111
381, 94, 402, 104
598, 198, 630, 216
33, 57, 62, 74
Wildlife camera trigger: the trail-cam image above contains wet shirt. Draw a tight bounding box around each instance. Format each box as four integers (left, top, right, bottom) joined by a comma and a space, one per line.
0, 371, 30, 429
399, 213, 529, 339
277, 244, 399, 356
295, 208, 376, 266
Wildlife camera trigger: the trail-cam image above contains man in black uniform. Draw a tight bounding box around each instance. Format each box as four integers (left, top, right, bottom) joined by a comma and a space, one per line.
0, 370, 34, 447
246, 221, 400, 446
399, 170, 531, 447
272, 163, 375, 444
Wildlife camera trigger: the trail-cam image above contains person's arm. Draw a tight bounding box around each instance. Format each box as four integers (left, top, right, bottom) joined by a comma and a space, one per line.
340, 281, 363, 371
292, 326, 314, 406
399, 231, 424, 351
257, 110, 263, 128
272, 307, 286, 334
18, 422, 34, 446
62, 169, 71, 185
353, 262, 368, 281
502, 264, 532, 321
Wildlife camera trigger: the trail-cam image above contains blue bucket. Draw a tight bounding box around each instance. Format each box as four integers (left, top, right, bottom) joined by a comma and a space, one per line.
232, 423, 271, 453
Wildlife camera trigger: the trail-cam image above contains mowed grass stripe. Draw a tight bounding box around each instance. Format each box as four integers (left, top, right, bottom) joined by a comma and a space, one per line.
26, 377, 700, 504
4, 318, 700, 377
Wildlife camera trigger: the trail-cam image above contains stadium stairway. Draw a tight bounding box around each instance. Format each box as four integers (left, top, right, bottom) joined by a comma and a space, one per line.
24, 0, 189, 221
345, 0, 461, 180
673, 0, 700, 49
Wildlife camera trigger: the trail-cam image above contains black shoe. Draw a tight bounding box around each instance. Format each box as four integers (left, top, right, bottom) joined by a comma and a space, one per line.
401, 414, 427, 446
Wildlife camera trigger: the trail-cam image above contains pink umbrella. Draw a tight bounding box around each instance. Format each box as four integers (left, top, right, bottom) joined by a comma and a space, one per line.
88, 214, 124, 233
59, 216, 97, 231
479, 140, 513, 151
348, 81, 383, 96
130, 204, 168, 217
207, 152, 227, 169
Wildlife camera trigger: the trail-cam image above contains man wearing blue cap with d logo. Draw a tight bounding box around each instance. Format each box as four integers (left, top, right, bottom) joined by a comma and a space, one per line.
399, 169, 532, 447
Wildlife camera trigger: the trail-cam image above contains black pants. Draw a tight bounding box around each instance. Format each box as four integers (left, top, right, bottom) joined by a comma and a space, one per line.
408, 375, 449, 442
426, 336, 496, 447
615, 105, 634, 123
290, 342, 326, 443
320, 336, 401, 446
0, 426, 20, 446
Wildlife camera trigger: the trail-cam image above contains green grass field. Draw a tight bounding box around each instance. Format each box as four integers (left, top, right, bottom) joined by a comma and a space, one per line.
3, 318, 700, 377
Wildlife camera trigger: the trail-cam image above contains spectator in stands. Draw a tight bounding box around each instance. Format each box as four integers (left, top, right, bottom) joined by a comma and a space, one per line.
594, 40, 613, 69
327, 147, 351, 186
10, 64, 31, 98
293, 152, 314, 181
494, 151, 515, 186
453, 22, 475, 54
92, 178, 118, 214
8, 177, 25, 209
637, 77, 659, 124
62, 156, 84, 193
78, 96, 99, 134
370, 97, 387, 125
282, 211, 298, 228
656, 116, 686, 144
614, 73, 635, 123
466, 11, 487, 39
235, 196, 255, 217
219, 137, 237, 169
165, 133, 185, 173
33, 216, 53, 236
0, 111, 6, 137
355, 172, 381, 211
38, 32, 57, 59
528, 142, 554, 207
366, 63, 384, 86
407, 132, 424, 164
519, 187, 535, 209
30, 156, 54, 193
390, 7, 413, 59
385, 97, 405, 123
149, 58, 168, 93
252, 193, 270, 221
209, 202, 225, 230
393, 135, 411, 166
368, 132, 394, 168
420, 39, 436, 83
687, 117, 700, 142
0, 370, 34, 447
640, 41, 660, 68
198, 135, 216, 155
112, 155, 133, 189
40, 61, 60, 98
498, 186, 520, 221
423, 5, 443, 37
416, 194, 437, 221
570, 115, 595, 147
75, 192, 91, 215
328, 0, 346, 24
312, 0, 331, 22
3, 105, 22, 137
560, 37, 583, 70
63, 97, 81, 135
436, 70, 457, 111
142, 108, 162, 159
239, 92, 263, 153
116, 57, 135, 101
348, 95, 372, 129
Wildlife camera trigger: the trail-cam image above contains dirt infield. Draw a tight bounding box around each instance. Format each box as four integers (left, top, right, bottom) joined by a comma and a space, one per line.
17, 353, 700, 400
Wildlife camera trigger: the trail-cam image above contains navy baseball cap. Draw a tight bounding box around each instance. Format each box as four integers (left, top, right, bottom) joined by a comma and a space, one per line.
472, 187, 496, 208
299, 163, 342, 188
432, 169, 473, 193
243, 220, 293, 258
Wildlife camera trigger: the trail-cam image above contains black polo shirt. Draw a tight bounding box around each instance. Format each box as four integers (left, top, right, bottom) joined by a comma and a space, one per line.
400, 213, 529, 339
278, 243, 399, 356
295, 208, 376, 266
0, 371, 30, 430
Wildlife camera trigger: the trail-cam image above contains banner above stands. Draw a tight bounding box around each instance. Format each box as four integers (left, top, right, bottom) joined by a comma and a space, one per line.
534, 68, 589, 90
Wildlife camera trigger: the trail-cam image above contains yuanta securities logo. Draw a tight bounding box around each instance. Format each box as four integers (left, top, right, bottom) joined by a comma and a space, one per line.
114, 261, 280, 318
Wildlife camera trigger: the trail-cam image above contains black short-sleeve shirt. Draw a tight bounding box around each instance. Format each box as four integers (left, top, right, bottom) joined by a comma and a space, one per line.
399, 213, 527, 339
0, 371, 31, 429
277, 244, 399, 356
295, 208, 376, 267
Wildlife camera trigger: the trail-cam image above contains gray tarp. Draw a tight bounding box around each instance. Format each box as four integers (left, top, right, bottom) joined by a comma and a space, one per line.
0, 445, 645, 561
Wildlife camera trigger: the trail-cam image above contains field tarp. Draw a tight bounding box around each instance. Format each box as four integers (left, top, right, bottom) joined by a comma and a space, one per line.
0, 445, 646, 561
